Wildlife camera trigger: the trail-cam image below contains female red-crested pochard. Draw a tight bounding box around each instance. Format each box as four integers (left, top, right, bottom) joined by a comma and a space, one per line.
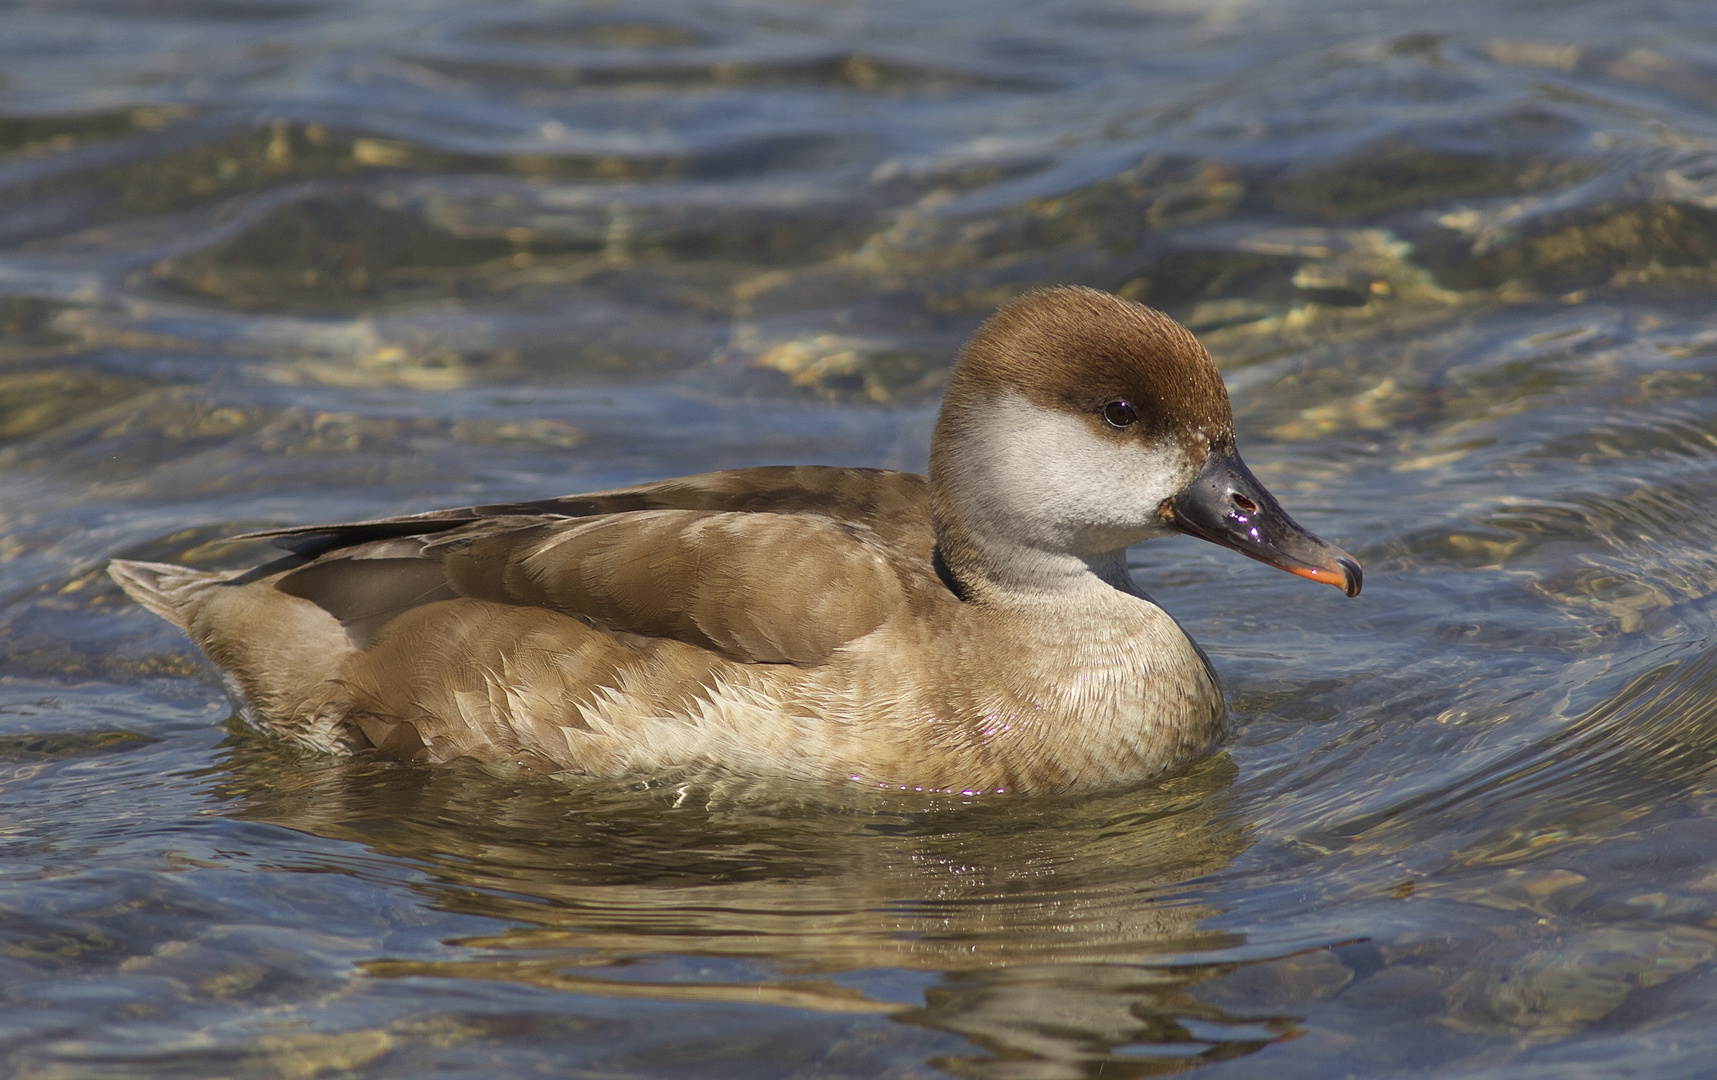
110, 287, 1360, 794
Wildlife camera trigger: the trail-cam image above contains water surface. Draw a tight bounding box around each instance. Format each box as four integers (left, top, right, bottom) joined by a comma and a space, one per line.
7, 0, 1717, 1076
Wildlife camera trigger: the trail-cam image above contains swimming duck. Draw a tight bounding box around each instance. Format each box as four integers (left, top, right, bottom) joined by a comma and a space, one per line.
110, 287, 1360, 794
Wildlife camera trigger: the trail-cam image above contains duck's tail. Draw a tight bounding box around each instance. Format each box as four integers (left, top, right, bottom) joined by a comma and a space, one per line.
107, 559, 235, 632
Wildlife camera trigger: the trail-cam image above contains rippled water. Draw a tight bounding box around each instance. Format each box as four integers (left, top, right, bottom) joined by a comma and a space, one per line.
7, 0, 1717, 1075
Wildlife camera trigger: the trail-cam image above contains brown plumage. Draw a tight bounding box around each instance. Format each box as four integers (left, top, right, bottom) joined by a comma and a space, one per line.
110, 287, 1361, 794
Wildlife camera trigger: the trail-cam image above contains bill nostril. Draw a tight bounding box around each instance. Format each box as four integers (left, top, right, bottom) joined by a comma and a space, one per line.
1232, 494, 1257, 514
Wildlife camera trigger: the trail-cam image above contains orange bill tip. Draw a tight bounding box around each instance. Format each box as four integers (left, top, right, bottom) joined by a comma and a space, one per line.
1287, 556, 1363, 597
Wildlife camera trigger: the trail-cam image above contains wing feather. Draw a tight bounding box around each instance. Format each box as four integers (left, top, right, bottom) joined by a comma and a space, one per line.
435, 510, 909, 664
257, 467, 939, 665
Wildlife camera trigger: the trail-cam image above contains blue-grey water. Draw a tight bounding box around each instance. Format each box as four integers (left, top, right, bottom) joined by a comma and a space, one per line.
7, 0, 1717, 1076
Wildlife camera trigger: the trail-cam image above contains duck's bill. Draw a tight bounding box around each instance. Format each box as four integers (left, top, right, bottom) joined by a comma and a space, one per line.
1162, 449, 1362, 597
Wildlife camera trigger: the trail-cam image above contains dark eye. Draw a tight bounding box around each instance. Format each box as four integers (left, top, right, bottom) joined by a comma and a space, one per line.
1102, 400, 1139, 428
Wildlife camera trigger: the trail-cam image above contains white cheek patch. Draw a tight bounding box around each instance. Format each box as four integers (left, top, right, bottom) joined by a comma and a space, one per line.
949, 391, 1195, 555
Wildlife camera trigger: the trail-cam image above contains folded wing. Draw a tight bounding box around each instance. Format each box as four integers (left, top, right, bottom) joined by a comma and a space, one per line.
263, 467, 939, 664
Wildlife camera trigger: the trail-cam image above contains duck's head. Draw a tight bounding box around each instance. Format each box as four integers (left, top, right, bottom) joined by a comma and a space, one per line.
929, 286, 1361, 600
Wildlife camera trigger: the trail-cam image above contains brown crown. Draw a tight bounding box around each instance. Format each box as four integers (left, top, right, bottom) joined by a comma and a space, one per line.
937, 286, 1234, 452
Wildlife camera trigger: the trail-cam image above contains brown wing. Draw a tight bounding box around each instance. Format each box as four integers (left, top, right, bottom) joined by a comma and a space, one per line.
264, 468, 941, 664
436, 510, 916, 663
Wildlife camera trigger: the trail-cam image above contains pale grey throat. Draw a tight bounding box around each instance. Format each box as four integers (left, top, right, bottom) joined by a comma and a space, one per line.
929, 391, 1197, 598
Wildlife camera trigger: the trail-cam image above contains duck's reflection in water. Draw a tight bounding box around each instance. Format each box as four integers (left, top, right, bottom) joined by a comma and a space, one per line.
212, 734, 1297, 1078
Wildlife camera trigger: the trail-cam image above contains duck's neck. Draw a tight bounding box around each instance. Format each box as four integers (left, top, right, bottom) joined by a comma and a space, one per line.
928, 391, 1177, 604
933, 519, 1140, 602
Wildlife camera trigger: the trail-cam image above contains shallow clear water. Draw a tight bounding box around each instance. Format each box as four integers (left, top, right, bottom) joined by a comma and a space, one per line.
6, 0, 1717, 1075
